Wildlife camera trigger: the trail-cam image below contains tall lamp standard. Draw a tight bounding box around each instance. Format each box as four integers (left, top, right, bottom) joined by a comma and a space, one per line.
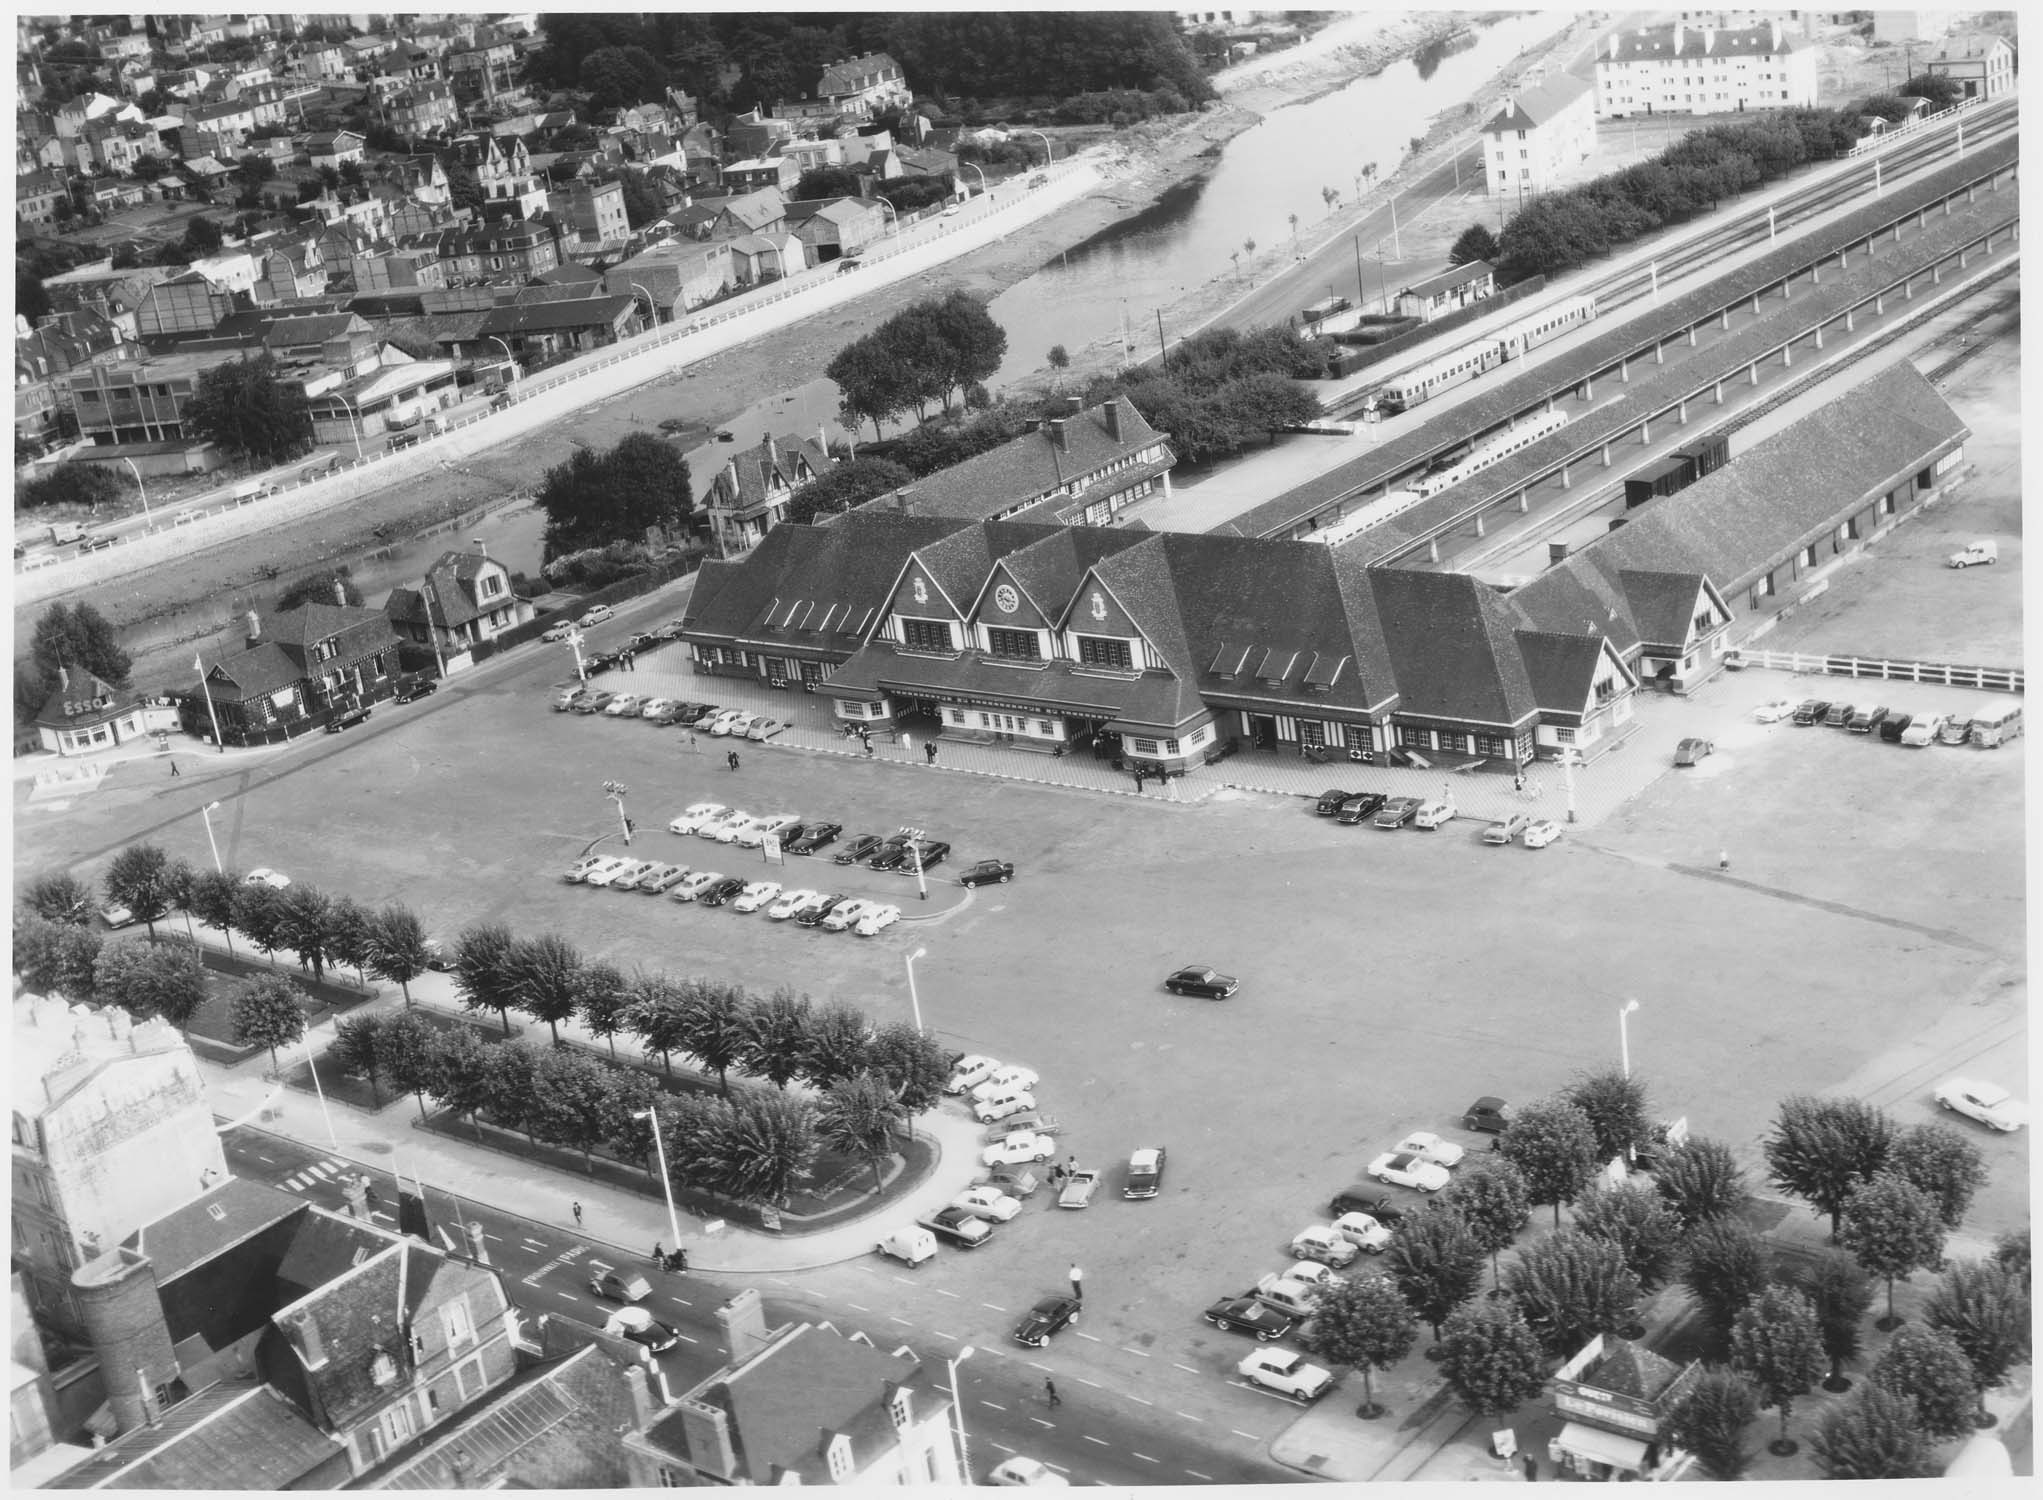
946, 1345, 977, 1481
1024, 129, 1054, 164
629, 281, 656, 328
119, 456, 152, 523
602, 780, 633, 845
904, 947, 928, 1032
635, 1106, 681, 1248
563, 627, 589, 683
961, 162, 988, 198
1618, 998, 1640, 1079
332, 393, 365, 462
487, 335, 517, 381
199, 799, 225, 873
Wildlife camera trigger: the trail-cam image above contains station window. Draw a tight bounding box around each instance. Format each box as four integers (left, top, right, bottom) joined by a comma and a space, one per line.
985, 627, 1040, 660
901, 618, 952, 652
1076, 636, 1133, 670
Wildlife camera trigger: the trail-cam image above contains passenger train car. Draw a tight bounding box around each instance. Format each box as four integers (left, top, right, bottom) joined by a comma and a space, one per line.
1365, 293, 1597, 414
1308, 409, 1573, 547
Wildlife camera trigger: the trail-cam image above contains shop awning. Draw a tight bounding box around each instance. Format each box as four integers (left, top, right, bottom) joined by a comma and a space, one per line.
1555, 1422, 1649, 1471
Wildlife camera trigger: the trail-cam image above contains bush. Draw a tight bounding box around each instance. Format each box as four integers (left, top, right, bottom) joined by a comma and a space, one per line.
20, 464, 126, 512
541, 540, 658, 591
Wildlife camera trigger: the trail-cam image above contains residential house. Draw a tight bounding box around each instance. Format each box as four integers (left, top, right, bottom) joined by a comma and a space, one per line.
53, 92, 141, 139
680, 122, 724, 190
723, 109, 793, 161
1484, 75, 1596, 198
1395, 261, 1498, 321
185, 602, 406, 744
705, 431, 832, 551
295, 40, 353, 81
39, 263, 179, 340
133, 271, 236, 340
85, 176, 148, 214
425, 218, 559, 282
253, 242, 328, 305
1593, 20, 1819, 117
351, 244, 448, 292
817, 52, 912, 118
473, 294, 638, 363
447, 37, 520, 101
706, 186, 788, 241
305, 129, 366, 169
17, 167, 69, 226
443, 131, 548, 219
784, 196, 888, 262
389, 80, 460, 138
624, 1298, 966, 1486
602, 238, 733, 320
11, 994, 228, 1338
725, 232, 805, 286
174, 95, 257, 149
1546, 1335, 1700, 1480
15, 307, 132, 450
70, 118, 166, 178
387, 151, 453, 205
548, 178, 630, 260
721, 154, 803, 196
1924, 32, 2018, 101
385, 542, 535, 658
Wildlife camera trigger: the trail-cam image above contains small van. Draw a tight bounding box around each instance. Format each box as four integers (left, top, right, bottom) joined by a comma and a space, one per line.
1414, 798, 1457, 830
1969, 702, 2023, 748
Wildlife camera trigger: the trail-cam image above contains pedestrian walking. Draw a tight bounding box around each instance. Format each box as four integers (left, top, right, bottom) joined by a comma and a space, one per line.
654, 1241, 665, 1265
924, 740, 938, 765
1068, 1263, 1083, 1303
168, 759, 181, 777
1522, 1455, 1539, 1483
863, 739, 875, 759
572, 1200, 583, 1227
1512, 769, 1525, 794
671, 1247, 688, 1272
1044, 1378, 1061, 1409
728, 750, 741, 772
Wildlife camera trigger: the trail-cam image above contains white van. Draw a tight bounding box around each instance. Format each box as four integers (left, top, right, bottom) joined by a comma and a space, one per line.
1969, 701, 2023, 748
1414, 798, 1457, 830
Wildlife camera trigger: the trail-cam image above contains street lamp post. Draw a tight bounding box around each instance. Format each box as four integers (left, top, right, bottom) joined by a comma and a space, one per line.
629, 281, 656, 328
946, 1345, 976, 1481
564, 628, 589, 683
486, 335, 517, 382
1024, 129, 1054, 165
192, 651, 226, 753
1557, 746, 1582, 823
875, 198, 898, 239
962, 162, 988, 198
1618, 999, 1640, 1079
200, 799, 224, 873
635, 1106, 682, 1247
602, 780, 632, 845
904, 947, 927, 1032
332, 393, 365, 462
119, 456, 152, 522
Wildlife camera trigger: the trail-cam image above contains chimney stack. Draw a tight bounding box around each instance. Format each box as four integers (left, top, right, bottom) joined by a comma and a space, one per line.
245, 609, 261, 647
1049, 418, 1067, 452
332, 575, 348, 607
473, 537, 488, 558
1024, 417, 1040, 434
894, 486, 913, 514
1066, 394, 1083, 417
1103, 397, 1122, 443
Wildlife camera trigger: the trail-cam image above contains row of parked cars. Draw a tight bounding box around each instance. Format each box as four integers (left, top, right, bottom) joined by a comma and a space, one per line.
552, 686, 794, 742
1316, 787, 1563, 850
564, 848, 910, 935
1765, 693, 2018, 747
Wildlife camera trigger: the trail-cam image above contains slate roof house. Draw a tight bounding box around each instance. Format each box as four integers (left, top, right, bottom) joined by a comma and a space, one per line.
703, 431, 832, 552
385, 543, 534, 657
184, 601, 405, 747
32, 669, 157, 758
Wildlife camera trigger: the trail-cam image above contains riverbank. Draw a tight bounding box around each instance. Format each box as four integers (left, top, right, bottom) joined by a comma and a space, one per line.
65, 16, 1477, 695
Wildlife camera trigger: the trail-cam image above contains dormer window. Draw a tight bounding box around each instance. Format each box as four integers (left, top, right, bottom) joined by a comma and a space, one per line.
1075, 636, 1132, 670
889, 1390, 911, 1428
900, 619, 952, 653
370, 1348, 399, 1386
825, 1432, 853, 1481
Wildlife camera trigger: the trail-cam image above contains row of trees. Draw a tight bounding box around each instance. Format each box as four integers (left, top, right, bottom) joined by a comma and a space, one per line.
1068, 324, 1324, 465
826, 292, 1010, 439
536, 431, 695, 561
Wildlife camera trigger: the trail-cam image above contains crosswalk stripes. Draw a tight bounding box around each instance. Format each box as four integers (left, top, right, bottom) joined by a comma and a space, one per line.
280, 1158, 349, 1193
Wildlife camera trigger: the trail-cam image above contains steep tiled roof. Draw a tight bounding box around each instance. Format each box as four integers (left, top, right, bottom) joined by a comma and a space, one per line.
1513, 630, 1616, 715
818, 52, 903, 100
1369, 569, 1538, 727
708, 433, 830, 516
1616, 569, 1705, 648
204, 641, 301, 701
876, 399, 1170, 525
1506, 554, 1643, 656
478, 295, 635, 334
718, 1325, 925, 1483
1484, 75, 1592, 132
32, 670, 134, 729
1607, 21, 1798, 63
41, 1378, 344, 1489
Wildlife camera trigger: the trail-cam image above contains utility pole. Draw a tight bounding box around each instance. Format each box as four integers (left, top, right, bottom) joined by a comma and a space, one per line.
1352, 234, 1365, 307
1155, 308, 1167, 372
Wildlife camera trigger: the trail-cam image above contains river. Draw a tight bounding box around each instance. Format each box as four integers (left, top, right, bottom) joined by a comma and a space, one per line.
984, 11, 1572, 387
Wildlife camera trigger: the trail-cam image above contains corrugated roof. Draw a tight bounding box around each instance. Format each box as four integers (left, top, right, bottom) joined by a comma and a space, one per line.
41, 1380, 343, 1489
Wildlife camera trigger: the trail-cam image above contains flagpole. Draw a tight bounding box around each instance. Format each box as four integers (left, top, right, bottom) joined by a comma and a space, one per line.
194, 653, 226, 753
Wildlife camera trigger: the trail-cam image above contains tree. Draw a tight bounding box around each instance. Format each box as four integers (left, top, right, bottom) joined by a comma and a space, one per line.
579, 44, 666, 110
1925, 1259, 2032, 1424
536, 432, 693, 559
626, 974, 690, 1076
794, 164, 861, 200
801, 1002, 870, 1090
1729, 1284, 1826, 1455
188, 869, 241, 955
91, 937, 207, 1029
378, 1010, 443, 1120
19, 265, 53, 325
1885, 1122, 1989, 1229
1872, 1323, 1980, 1441
14, 915, 102, 1000
529, 1047, 612, 1170
367, 905, 431, 1005
1384, 1207, 1485, 1341
329, 1014, 389, 1105
679, 978, 750, 1092
1497, 1095, 1600, 1228
816, 1071, 907, 1193
1445, 1158, 1531, 1291
23, 871, 97, 925
1504, 1229, 1641, 1354
1561, 1067, 1652, 1166
1809, 1383, 1935, 1479
481, 1042, 543, 1147
701, 1090, 818, 1206
231, 882, 289, 965
865, 1021, 956, 1117
1682, 1219, 1773, 1339
274, 567, 363, 612
1838, 1173, 1946, 1327
452, 921, 520, 1035
1787, 1248, 1876, 1391
230, 973, 307, 1069
181, 352, 313, 466
912, 292, 1007, 412
29, 601, 134, 695
181, 215, 225, 255
575, 961, 630, 1059
1436, 1299, 1548, 1416
1302, 1273, 1417, 1418
1651, 1135, 1747, 1229
784, 456, 913, 526
1763, 1095, 1894, 1240
599, 1067, 661, 1175
741, 986, 812, 1090
276, 884, 334, 981
324, 895, 373, 985
1447, 223, 1500, 267
1658, 1367, 1761, 1480
1993, 1228, 2029, 1281
1572, 1182, 1683, 1293
1897, 72, 1963, 111
233, 152, 275, 199
827, 329, 918, 440
1047, 343, 1070, 372
429, 1027, 494, 1141
506, 933, 583, 1044
18, 464, 126, 517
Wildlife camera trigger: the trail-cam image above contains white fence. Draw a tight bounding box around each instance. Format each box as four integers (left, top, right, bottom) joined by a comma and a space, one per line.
1730, 647, 2023, 694
16, 156, 1105, 607
1845, 95, 1986, 158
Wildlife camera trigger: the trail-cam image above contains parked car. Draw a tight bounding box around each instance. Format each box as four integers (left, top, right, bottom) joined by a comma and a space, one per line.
1392, 1131, 1465, 1168
1124, 1146, 1166, 1200
1521, 819, 1564, 849
981, 1131, 1056, 1167
1057, 1169, 1101, 1209
638, 697, 678, 720
1012, 1295, 1081, 1348
563, 854, 608, 883
973, 1090, 1037, 1125
1289, 1225, 1360, 1268
1236, 1348, 1335, 1404
607, 1305, 679, 1353
582, 858, 638, 888
952, 1186, 1022, 1222
946, 1055, 1002, 1095
1933, 1078, 2027, 1132
578, 605, 614, 627
730, 880, 782, 913
1483, 813, 1532, 845
244, 867, 292, 889
1879, 712, 1914, 743
675, 702, 721, 725
1900, 714, 1946, 747
1847, 705, 1889, 735
821, 897, 877, 932
701, 709, 746, 736
1330, 1211, 1393, 1254
589, 1268, 650, 1303
766, 888, 823, 920
958, 859, 1016, 887
732, 813, 801, 849
918, 1206, 994, 1249
695, 808, 755, 840
325, 704, 372, 733
1337, 792, 1388, 826
671, 870, 726, 902
101, 903, 137, 929
1373, 796, 1422, 828
795, 894, 851, 927
1368, 1151, 1451, 1193
989, 1457, 1068, 1487
668, 802, 727, 835
745, 717, 789, 741
638, 863, 689, 893
1253, 1269, 1330, 1321
541, 623, 574, 644
1413, 797, 1456, 830
854, 904, 902, 936
393, 677, 438, 703
1947, 539, 1998, 567
1822, 702, 1856, 727
552, 687, 586, 712
783, 822, 843, 854
606, 860, 660, 891
1315, 788, 1357, 816
1462, 1097, 1511, 1133
574, 691, 615, 715
1203, 1295, 1295, 1342
1791, 699, 1832, 726
603, 694, 644, 718
1752, 698, 1797, 723
1164, 965, 1240, 999
695, 875, 748, 907
834, 834, 887, 865
971, 1067, 1041, 1101
1673, 737, 1713, 766
1327, 1187, 1409, 1225
988, 1116, 1059, 1144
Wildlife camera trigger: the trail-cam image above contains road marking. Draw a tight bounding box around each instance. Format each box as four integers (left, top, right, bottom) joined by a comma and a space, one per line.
1118, 1346, 1150, 1357
934, 1331, 959, 1341
890, 1316, 913, 1326
1125, 1395, 1152, 1407
1133, 1452, 1158, 1464
979, 1401, 1006, 1413
981, 1302, 1008, 1312
1082, 1435, 1108, 1447
671, 1298, 692, 1309
1231, 1429, 1259, 1441
253, 1154, 276, 1164
848, 1302, 871, 1312
1074, 1377, 1102, 1389
1075, 1331, 1101, 1342
676, 1333, 697, 1344
1186, 1470, 1213, 1481
1175, 1412, 1205, 1424
988, 1441, 1015, 1455
935, 1287, 961, 1298
1028, 1361, 1052, 1373
1173, 1363, 1201, 1374
1030, 1417, 1054, 1428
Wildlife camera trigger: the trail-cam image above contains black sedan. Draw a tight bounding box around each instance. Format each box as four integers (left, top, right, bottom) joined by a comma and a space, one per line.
1203, 1295, 1295, 1342
324, 705, 372, 733
958, 859, 1015, 887
1164, 965, 1240, 1000
1315, 788, 1357, 816
784, 821, 843, 855
1011, 1294, 1081, 1348
1463, 1096, 1511, 1134
834, 834, 887, 866
795, 894, 850, 928
1673, 737, 1713, 767
393, 677, 439, 703
695, 875, 748, 907
905, 839, 950, 872
1328, 1187, 1409, 1225
676, 702, 721, 725
866, 838, 920, 872
610, 1306, 680, 1353
1337, 792, 1387, 825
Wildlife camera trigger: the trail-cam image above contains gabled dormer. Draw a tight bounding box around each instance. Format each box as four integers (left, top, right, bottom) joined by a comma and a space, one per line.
1056, 569, 1155, 673
885, 552, 967, 655
967, 561, 1052, 663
